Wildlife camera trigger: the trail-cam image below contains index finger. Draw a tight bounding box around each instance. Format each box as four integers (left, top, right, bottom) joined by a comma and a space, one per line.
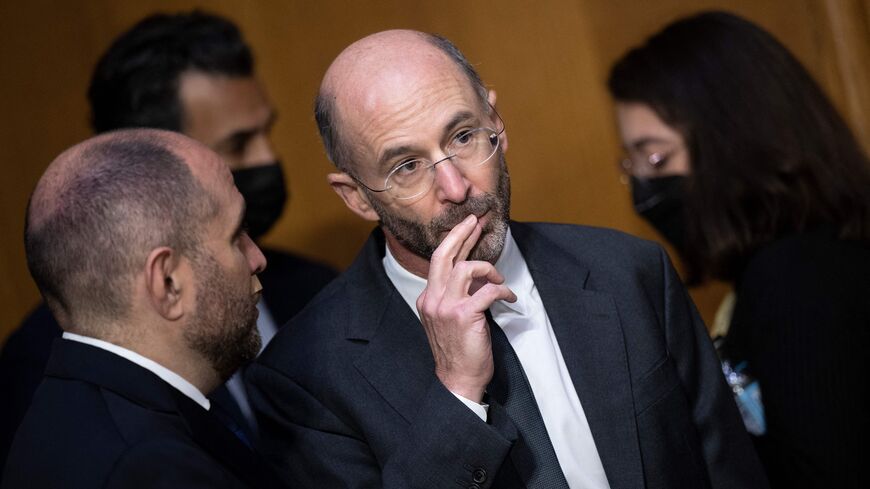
427, 214, 478, 288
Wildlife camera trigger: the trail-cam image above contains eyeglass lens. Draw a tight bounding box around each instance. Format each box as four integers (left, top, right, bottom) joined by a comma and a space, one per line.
387, 128, 499, 199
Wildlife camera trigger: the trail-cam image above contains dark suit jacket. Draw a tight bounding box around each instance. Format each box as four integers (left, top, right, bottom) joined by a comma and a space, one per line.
0, 247, 336, 476
259, 247, 338, 327
247, 222, 768, 489
1, 339, 284, 489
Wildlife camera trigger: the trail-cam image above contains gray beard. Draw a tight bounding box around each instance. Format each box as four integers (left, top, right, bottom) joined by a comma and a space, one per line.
368, 153, 511, 264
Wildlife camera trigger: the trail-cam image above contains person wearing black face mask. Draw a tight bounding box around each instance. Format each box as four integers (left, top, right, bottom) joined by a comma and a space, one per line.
628, 174, 687, 262
607, 12, 870, 489
0, 12, 337, 470
232, 163, 288, 240
610, 110, 693, 278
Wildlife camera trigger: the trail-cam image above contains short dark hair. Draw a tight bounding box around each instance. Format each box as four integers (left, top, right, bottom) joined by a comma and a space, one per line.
608, 11, 870, 282
88, 11, 254, 134
314, 32, 490, 173
25, 131, 215, 328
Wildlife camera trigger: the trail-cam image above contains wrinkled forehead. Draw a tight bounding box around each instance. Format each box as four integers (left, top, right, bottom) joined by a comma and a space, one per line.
327, 40, 483, 162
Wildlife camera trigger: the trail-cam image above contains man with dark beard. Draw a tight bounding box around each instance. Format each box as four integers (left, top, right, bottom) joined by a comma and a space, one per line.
247, 30, 767, 489
0, 12, 336, 463
2, 129, 282, 488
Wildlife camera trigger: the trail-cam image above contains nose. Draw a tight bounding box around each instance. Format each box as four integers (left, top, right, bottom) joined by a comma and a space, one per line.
242, 234, 267, 275
432, 158, 470, 203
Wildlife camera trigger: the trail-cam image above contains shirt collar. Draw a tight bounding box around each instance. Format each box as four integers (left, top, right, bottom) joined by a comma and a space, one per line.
62, 332, 211, 410
383, 228, 532, 318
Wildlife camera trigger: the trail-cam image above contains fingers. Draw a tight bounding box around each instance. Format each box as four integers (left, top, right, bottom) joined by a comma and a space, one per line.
428, 214, 478, 288
466, 282, 518, 311
456, 219, 483, 263
443, 260, 506, 301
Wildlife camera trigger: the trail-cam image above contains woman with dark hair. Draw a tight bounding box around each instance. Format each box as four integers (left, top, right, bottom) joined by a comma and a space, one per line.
608, 11, 869, 489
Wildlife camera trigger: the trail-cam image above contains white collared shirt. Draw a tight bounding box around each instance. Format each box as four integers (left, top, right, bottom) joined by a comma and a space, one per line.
62, 332, 211, 410
383, 229, 610, 489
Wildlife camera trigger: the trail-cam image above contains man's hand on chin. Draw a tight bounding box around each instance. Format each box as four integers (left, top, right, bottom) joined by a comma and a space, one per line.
416, 214, 517, 403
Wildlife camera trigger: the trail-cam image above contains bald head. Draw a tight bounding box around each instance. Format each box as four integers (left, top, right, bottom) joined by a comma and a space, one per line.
315, 30, 488, 173
26, 129, 217, 332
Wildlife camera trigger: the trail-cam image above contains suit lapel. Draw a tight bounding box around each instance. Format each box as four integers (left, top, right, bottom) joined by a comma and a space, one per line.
344, 229, 437, 424
47, 339, 280, 488
353, 294, 436, 424
511, 223, 644, 489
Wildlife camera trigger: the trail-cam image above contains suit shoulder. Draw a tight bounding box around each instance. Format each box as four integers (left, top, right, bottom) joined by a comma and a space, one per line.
260, 247, 338, 281
521, 221, 663, 264
1, 304, 61, 363
4, 378, 131, 487
256, 276, 358, 368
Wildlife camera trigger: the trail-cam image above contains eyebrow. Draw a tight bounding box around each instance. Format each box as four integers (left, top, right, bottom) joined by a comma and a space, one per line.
376, 110, 477, 168
216, 110, 278, 150
626, 136, 674, 152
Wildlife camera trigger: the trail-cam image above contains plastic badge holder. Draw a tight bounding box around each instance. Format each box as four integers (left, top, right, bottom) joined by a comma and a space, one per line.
721, 360, 766, 436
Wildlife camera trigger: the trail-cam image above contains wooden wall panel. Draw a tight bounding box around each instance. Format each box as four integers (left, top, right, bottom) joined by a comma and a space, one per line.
1, 0, 866, 342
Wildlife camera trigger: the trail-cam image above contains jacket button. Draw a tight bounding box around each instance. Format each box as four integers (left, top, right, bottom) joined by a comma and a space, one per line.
472, 468, 487, 483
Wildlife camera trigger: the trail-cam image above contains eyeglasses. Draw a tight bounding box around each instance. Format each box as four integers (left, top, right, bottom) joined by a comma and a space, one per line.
621, 151, 668, 175
354, 107, 505, 200
619, 145, 684, 185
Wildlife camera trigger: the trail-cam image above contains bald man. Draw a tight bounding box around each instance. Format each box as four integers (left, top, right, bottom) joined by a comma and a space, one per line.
247, 31, 767, 489
2, 130, 282, 488
0, 14, 337, 465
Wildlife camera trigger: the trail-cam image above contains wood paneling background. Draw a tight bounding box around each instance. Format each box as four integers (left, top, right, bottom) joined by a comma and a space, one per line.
1, 0, 867, 343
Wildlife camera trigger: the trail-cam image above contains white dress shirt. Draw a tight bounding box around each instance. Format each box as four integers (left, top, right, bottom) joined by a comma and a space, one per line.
383, 229, 611, 489
62, 331, 211, 410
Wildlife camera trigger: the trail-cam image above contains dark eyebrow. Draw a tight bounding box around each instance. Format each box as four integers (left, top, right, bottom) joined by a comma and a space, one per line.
376, 111, 477, 168
378, 145, 417, 169
216, 110, 278, 151
444, 111, 475, 135
626, 136, 674, 152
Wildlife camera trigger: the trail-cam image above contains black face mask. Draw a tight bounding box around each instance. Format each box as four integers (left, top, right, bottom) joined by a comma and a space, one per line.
231, 162, 288, 240
630, 175, 688, 258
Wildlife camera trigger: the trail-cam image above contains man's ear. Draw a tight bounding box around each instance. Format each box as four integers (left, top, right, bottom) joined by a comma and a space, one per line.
487, 89, 508, 153
327, 172, 380, 222
144, 246, 186, 321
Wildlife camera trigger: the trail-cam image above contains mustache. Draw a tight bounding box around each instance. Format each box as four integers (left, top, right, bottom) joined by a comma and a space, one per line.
430, 193, 496, 232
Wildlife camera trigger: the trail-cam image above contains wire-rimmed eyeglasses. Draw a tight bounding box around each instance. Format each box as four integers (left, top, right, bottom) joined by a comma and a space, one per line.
353, 106, 505, 200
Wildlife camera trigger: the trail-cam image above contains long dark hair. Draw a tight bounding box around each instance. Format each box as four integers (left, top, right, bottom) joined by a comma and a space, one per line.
608, 11, 870, 282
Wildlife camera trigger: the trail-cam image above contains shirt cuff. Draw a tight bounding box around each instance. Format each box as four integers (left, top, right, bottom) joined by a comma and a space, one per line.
452, 392, 489, 422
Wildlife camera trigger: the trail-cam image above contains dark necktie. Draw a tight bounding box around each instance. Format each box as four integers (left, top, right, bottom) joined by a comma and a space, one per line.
486, 310, 570, 489
209, 391, 254, 449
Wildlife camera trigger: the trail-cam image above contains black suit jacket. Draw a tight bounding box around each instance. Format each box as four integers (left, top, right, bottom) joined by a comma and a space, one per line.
0, 247, 336, 476
1, 339, 283, 488
259, 247, 338, 327
247, 222, 768, 489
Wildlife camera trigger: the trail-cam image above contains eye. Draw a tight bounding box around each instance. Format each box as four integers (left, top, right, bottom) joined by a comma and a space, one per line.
647, 152, 668, 167
452, 129, 474, 146
394, 159, 423, 176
